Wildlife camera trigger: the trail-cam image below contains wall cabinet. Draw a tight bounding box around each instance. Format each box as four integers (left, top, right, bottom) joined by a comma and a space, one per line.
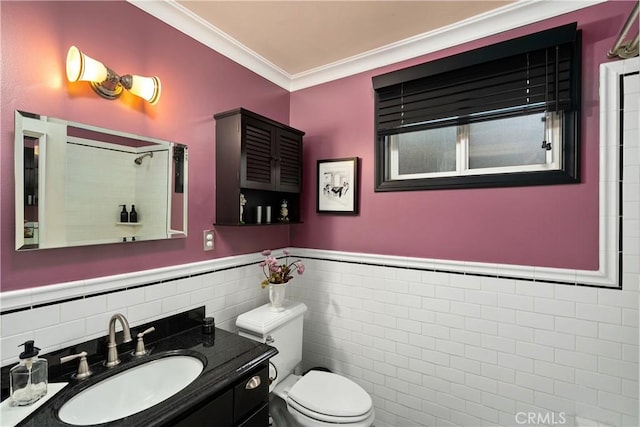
214, 108, 304, 225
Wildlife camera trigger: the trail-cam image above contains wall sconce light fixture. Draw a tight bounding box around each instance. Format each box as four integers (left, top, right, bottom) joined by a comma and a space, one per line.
66, 46, 161, 105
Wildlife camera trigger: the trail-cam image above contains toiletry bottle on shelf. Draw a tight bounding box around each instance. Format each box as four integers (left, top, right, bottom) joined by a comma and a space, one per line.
120, 205, 128, 222
129, 205, 138, 223
10, 340, 48, 406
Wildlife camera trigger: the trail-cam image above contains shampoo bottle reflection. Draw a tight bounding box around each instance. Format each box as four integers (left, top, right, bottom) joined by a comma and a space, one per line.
10, 340, 48, 406
120, 205, 128, 223
129, 205, 138, 223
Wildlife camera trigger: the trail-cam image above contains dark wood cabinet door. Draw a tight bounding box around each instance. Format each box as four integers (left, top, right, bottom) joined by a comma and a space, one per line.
171, 389, 233, 427
275, 128, 302, 193
241, 116, 276, 191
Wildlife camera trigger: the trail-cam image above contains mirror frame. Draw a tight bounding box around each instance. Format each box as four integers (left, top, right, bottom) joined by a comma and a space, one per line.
14, 110, 188, 250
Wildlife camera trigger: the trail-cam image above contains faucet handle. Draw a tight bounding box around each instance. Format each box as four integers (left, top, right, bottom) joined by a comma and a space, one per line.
134, 327, 155, 356
60, 351, 92, 379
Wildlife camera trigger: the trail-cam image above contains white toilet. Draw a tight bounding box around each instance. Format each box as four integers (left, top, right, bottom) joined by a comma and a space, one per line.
236, 301, 375, 427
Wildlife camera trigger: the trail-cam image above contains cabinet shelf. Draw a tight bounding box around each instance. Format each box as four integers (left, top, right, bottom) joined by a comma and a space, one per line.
214, 221, 303, 227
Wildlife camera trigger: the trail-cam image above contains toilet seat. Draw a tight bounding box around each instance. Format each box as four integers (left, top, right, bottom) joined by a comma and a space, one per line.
286, 371, 373, 424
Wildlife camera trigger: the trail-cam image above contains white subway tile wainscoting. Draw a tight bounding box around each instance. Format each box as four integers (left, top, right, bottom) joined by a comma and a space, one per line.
1, 245, 637, 427
288, 252, 638, 427
0, 253, 270, 366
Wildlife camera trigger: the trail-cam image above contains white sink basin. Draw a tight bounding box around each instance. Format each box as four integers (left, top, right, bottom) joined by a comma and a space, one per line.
58, 355, 204, 425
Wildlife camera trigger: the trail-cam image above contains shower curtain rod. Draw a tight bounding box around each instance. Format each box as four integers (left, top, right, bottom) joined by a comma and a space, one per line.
608, 2, 639, 59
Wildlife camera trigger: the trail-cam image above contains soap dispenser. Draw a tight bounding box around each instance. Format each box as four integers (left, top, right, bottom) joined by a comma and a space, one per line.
129, 205, 138, 223
120, 205, 128, 222
10, 341, 48, 406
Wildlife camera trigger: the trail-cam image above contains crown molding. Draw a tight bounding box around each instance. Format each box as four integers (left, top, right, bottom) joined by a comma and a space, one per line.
127, 0, 292, 90
128, 0, 606, 92
288, 0, 606, 91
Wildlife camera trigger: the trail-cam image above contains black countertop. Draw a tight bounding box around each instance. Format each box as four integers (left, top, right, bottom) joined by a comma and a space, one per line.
2, 307, 277, 427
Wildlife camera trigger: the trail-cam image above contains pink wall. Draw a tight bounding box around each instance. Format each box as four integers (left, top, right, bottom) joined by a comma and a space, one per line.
1, 1, 633, 292
290, 1, 634, 270
1, 1, 291, 291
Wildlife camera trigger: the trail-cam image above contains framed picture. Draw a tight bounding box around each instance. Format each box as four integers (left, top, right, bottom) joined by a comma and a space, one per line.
317, 157, 359, 215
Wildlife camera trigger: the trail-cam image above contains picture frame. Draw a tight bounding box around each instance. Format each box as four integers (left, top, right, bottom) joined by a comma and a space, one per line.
316, 157, 359, 215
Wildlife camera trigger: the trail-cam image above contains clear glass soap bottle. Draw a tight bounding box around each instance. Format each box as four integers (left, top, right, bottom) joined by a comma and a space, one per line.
10, 340, 48, 406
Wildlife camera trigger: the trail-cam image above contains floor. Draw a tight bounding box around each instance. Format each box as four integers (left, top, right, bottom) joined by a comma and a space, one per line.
269, 395, 298, 427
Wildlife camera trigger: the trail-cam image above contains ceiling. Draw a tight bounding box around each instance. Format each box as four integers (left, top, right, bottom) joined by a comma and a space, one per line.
176, 1, 514, 75
129, 0, 605, 91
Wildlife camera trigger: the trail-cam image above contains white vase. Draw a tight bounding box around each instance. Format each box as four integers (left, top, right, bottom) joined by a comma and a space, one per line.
268, 282, 287, 312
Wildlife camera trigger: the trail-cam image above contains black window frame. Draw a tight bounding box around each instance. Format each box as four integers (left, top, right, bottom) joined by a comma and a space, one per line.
373, 23, 582, 192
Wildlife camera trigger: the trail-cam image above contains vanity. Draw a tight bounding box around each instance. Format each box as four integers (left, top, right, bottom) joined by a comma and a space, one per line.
0, 307, 277, 426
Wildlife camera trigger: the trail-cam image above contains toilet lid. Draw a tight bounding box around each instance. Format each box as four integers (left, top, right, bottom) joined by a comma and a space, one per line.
287, 371, 372, 419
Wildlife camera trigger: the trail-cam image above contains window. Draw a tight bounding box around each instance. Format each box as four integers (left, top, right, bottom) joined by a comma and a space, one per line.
373, 23, 581, 191
388, 111, 563, 179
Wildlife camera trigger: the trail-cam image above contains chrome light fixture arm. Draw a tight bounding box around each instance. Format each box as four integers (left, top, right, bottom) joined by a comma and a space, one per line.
90, 67, 124, 100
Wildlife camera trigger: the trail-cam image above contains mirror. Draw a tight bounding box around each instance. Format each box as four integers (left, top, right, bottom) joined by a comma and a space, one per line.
14, 110, 188, 250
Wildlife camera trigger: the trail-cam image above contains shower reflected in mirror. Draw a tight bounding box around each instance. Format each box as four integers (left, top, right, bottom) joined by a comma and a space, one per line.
14, 110, 188, 250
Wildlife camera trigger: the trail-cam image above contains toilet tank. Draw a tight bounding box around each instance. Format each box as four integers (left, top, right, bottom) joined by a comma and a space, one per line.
236, 301, 307, 382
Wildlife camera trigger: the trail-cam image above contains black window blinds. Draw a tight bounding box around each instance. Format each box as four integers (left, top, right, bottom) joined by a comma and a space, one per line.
373, 23, 581, 136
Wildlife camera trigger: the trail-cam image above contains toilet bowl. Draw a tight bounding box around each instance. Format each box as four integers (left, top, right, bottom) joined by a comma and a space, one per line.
282, 371, 375, 427
236, 301, 375, 426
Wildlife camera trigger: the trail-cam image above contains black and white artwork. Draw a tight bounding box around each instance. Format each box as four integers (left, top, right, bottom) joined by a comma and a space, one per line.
316, 157, 359, 214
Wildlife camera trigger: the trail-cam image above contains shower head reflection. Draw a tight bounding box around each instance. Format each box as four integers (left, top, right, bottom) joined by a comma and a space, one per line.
134, 152, 153, 165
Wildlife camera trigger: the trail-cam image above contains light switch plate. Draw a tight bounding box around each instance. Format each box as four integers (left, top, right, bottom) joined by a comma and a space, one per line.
203, 230, 214, 251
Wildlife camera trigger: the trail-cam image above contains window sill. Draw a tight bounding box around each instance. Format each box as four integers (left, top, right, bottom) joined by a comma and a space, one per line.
375, 169, 579, 192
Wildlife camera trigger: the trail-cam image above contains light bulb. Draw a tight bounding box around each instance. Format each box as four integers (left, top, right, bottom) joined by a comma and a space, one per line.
128, 75, 161, 105
66, 46, 108, 83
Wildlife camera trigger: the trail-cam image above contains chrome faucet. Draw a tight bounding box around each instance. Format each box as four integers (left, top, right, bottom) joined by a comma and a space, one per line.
105, 313, 132, 367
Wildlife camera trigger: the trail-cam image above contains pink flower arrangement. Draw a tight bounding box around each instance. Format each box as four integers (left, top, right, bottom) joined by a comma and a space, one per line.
260, 249, 305, 288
